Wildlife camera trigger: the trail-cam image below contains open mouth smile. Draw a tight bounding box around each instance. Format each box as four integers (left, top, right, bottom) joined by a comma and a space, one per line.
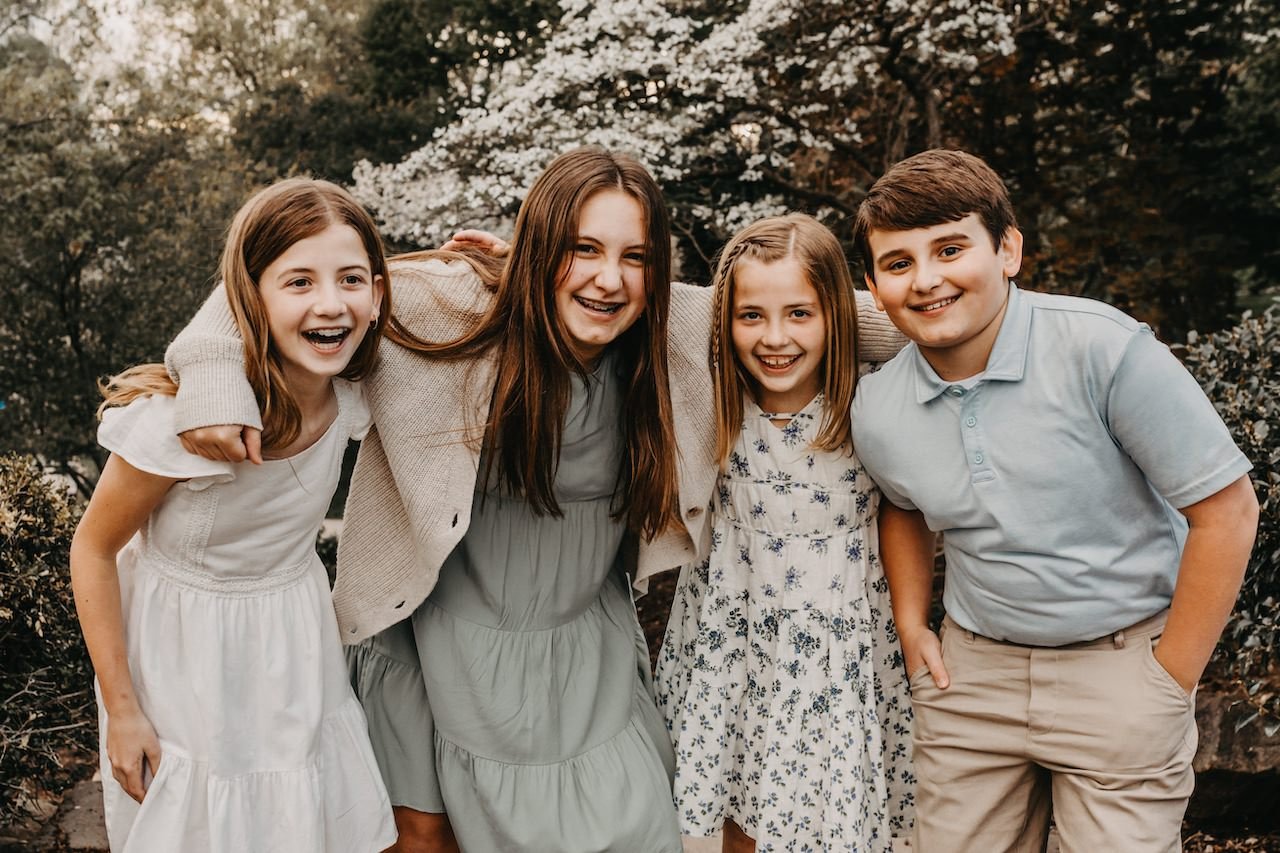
574, 295, 624, 315
303, 328, 352, 351
912, 295, 959, 312
756, 354, 802, 372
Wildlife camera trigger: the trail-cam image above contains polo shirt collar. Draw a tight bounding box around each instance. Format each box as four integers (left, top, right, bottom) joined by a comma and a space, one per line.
912, 282, 1031, 403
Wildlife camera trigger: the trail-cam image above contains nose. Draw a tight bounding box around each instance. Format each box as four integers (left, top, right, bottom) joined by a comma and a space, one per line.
594, 256, 624, 293
911, 259, 943, 292
312, 279, 347, 317
761, 317, 789, 348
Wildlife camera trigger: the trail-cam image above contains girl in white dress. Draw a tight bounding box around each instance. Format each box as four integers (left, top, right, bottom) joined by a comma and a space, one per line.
656, 214, 916, 852
70, 178, 398, 853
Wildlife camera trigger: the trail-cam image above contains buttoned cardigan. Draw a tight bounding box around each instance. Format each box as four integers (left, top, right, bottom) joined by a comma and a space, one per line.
166, 257, 905, 643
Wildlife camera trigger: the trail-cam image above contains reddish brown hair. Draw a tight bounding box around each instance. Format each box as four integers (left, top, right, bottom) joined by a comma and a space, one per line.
101, 178, 391, 449
855, 149, 1017, 281
710, 213, 859, 462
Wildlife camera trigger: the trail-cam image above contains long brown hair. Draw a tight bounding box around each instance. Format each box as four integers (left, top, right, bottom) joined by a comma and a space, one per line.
384, 147, 681, 540
101, 179, 392, 449
709, 213, 860, 463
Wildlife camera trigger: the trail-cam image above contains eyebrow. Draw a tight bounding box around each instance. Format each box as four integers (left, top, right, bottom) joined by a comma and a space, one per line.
735, 301, 818, 311
576, 235, 646, 250
273, 263, 370, 278
873, 232, 972, 267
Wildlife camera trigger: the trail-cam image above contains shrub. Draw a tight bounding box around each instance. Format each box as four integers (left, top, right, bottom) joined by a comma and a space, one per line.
1182, 306, 1280, 729
0, 454, 95, 825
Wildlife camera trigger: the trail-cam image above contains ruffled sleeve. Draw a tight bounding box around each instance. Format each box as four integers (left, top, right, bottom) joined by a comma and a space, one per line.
98, 394, 236, 490
333, 379, 373, 441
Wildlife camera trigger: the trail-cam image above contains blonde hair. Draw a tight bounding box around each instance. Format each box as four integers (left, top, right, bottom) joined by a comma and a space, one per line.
99, 178, 391, 450
710, 213, 859, 463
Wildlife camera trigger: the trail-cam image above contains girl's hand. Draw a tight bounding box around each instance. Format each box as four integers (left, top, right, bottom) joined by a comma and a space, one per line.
106, 707, 163, 803
902, 625, 951, 689
441, 229, 509, 256
178, 425, 262, 464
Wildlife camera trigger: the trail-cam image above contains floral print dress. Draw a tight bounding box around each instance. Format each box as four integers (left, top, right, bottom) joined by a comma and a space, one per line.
656, 394, 915, 851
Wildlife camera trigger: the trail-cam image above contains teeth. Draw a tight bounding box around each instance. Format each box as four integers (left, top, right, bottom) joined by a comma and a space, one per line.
915, 296, 958, 312
758, 354, 800, 368
303, 328, 350, 349
575, 296, 622, 314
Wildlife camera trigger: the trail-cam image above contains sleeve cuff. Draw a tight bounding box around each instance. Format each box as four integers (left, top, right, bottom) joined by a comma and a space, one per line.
171, 358, 263, 433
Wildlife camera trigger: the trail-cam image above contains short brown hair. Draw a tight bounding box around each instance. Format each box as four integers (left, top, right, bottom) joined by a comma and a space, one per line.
854, 149, 1017, 281
710, 213, 858, 463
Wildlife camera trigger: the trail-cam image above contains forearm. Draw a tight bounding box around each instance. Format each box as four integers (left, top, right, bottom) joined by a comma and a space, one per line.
70, 546, 142, 717
1158, 475, 1259, 689
878, 503, 937, 635
163, 284, 260, 432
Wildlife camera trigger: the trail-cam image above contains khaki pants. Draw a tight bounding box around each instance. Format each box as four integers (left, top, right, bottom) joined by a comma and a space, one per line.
910, 612, 1196, 853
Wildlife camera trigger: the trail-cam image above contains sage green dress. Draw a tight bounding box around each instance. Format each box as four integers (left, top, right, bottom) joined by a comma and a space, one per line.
347, 353, 682, 852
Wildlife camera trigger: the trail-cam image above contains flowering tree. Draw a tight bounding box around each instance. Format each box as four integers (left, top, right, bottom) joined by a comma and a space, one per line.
354, 0, 1017, 273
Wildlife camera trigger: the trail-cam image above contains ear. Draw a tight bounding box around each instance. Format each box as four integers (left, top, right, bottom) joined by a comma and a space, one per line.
864, 273, 885, 311
1000, 228, 1024, 279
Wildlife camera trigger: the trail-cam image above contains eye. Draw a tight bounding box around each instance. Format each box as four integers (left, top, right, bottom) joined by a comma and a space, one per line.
341, 273, 367, 287
574, 243, 598, 255
940, 245, 962, 258
737, 310, 761, 322
886, 259, 910, 273
624, 250, 646, 264
791, 308, 812, 319
286, 277, 311, 289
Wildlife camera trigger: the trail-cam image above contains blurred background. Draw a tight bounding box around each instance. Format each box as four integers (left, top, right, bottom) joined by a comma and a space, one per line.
1, 0, 1277, 849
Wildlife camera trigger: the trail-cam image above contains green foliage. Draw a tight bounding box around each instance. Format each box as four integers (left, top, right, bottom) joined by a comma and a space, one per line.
0, 454, 94, 824
1182, 307, 1280, 705
0, 29, 254, 492
961, 0, 1280, 339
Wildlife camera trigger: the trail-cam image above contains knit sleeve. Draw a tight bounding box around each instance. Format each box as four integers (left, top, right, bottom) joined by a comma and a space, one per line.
163, 285, 262, 434
854, 289, 908, 363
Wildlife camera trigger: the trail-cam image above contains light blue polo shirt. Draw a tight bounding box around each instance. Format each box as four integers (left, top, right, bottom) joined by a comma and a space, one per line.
851, 283, 1252, 645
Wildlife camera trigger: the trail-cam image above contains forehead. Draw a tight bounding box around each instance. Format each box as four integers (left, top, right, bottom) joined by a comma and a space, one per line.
866, 213, 985, 255
577, 189, 646, 241
732, 256, 815, 302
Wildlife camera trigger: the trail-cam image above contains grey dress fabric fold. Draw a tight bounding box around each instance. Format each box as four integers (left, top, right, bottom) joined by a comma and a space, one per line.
349, 352, 682, 852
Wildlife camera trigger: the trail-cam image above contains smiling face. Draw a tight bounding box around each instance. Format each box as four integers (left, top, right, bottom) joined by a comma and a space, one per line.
554, 188, 648, 364
258, 222, 383, 392
730, 255, 827, 413
865, 213, 1023, 380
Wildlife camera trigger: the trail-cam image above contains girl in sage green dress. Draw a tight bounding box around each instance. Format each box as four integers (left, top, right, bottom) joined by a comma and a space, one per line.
164, 148, 691, 852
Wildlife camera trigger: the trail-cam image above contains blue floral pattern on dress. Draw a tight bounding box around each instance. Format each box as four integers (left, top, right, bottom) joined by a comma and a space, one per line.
656, 394, 915, 851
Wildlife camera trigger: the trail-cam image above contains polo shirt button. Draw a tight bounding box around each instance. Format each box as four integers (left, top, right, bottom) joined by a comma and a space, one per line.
966, 416, 977, 427
973, 452, 984, 464
948, 386, 964, 397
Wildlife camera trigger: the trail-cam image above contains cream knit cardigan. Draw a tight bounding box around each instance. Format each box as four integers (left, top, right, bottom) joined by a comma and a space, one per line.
166, 257, 905, 643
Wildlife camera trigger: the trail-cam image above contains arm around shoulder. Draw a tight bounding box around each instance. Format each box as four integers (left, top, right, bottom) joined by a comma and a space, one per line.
855, 289, 908, 363
164, 285, 261, 434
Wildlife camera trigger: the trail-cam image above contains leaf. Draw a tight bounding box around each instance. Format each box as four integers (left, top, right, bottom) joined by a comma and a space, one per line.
1234, 710, 1260, 732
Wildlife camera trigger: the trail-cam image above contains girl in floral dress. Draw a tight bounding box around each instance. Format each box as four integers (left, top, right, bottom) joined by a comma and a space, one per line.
656, 214, 916, 852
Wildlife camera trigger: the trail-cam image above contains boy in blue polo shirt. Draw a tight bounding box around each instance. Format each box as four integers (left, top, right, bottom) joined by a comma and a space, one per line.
850, 149, 1258, 852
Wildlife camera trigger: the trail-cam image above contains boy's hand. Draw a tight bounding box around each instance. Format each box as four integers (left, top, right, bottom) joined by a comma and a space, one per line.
901, 624, 951, 689
106, 707, 162, 803
441, 229, 509, 256
178, 425, 262, 465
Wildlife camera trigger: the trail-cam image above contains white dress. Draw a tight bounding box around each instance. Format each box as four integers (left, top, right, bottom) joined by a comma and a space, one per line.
656, 395, 915, 852
96, 382, 396, 853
